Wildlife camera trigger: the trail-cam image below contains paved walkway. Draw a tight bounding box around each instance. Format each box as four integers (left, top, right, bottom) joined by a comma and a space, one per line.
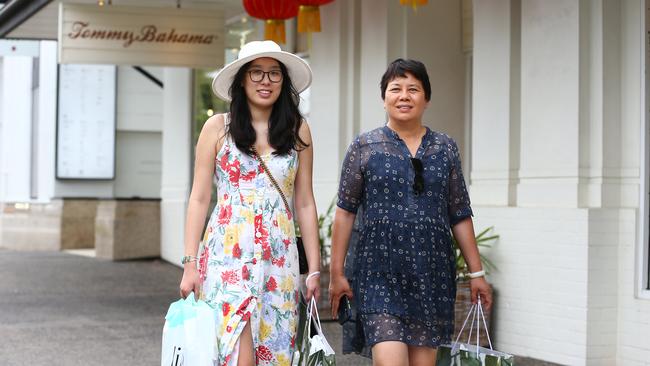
0, 249, 560, 366
0, 249, 370, 366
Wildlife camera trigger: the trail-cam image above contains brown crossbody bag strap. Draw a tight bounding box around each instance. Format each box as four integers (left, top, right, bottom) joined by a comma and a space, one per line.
250, 147, 292, 214
250, 147, 308, 274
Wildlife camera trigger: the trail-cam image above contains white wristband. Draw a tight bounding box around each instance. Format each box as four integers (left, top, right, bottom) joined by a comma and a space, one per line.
468, 270, 485, 279
305, 271, 320, 286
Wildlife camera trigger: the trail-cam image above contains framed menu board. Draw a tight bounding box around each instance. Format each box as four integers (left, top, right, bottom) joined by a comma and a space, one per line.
56, 64, 116, 179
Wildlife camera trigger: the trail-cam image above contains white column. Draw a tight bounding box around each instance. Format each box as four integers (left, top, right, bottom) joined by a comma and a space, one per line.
470, 0, 518, 206
309, 0, 354, 211
517, 0, 581, 207
160, 67, 192, 265
403, 0, 467, 146
0, 56, 33, 202
37, 41, 58, 203
359, 0, 389, 132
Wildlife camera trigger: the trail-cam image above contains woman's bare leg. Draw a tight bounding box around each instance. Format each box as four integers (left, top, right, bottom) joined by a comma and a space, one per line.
237, 322, 255, 366
371, 341, 409, 366
407, 345, 437, 366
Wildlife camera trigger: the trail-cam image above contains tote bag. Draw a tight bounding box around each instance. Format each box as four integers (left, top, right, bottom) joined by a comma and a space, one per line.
292, 297, 336, 366
436, 297, 514, 366
161, 292, 217, 366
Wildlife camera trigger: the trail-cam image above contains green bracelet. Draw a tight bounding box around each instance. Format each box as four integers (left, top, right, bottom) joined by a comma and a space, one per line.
181, 255, 197, 264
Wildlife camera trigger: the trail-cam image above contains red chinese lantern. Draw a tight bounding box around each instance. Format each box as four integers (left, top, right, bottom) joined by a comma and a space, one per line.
400, 0, 427, 11
243, 0, 298, 44
297, 0, 334, 33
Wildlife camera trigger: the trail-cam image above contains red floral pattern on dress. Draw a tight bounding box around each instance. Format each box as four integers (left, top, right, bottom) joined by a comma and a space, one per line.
262, 244, 272, 261
241, 265, 249, 280
222, 302, 231, 316
227, 161, 241, 184
256, 345, 273, 362
241, 169, 256, 181
266, 277, 278, 292
272, 256, 285, 268
198, 245, 210, 281
218, 205, 232, 225
202, 135, 299, 365
220, 270, 240, 285
232, 243, 241, 258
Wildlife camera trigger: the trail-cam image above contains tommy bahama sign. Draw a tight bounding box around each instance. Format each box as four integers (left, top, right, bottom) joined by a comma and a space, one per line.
58, 4, 224, 68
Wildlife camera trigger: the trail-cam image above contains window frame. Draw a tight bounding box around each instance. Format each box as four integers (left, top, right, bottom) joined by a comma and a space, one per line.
638, 0, 650, 298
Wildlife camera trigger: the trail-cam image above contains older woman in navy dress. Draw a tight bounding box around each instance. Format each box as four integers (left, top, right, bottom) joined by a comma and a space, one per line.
329, 59, 492, 366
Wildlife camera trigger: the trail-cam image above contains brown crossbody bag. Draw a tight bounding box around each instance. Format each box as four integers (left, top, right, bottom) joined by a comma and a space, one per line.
251, 147, 309, 274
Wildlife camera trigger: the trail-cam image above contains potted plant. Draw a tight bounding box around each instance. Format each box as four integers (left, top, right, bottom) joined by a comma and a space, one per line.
453, 226, 498, 346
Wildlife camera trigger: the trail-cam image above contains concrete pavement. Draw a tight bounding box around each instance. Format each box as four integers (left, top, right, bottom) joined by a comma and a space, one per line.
0, 249, 559, 366
0, 249, 370, 366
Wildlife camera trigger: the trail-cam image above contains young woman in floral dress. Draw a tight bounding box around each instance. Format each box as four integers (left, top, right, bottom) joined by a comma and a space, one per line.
178, 41, 321, 366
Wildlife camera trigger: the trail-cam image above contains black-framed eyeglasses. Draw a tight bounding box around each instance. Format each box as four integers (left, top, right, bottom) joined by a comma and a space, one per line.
248, 69, 283, 83
411, 158, 424, 195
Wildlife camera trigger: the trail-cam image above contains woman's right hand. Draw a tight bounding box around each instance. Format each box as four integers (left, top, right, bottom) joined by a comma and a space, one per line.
329, 273, 353, 319
179, 265, 201, 299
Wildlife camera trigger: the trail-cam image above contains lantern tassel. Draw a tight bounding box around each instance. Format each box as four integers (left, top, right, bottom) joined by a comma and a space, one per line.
298, 5, 321, 33
265, 19, 286, 44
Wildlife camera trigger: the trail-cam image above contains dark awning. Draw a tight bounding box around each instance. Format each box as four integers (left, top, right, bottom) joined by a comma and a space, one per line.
0, 0, 52, 38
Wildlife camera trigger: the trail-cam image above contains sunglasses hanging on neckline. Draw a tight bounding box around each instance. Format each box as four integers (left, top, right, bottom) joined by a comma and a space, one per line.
410, 157, 424, 195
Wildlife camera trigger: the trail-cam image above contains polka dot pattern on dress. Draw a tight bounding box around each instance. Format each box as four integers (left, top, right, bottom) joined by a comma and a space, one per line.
337, 126, 473, 353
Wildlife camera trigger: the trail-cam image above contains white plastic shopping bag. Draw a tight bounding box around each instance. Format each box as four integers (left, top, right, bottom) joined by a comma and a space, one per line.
292, 297, 336, 366
161, 292, 217, 366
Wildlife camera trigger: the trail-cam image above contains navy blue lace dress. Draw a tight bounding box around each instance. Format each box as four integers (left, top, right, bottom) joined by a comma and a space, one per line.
337, 126, 473, 356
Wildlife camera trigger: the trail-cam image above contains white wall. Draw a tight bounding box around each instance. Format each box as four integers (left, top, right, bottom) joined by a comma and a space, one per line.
309, 0, 353, 211
0, 56, 33, 202
471, 1, 650, 365
114, 66, 163, 199
475, 207, 590, 364
402, 0, 467, 146
357, 0, 467, 145
308, 0, 467, 212
616, 1, 650, 365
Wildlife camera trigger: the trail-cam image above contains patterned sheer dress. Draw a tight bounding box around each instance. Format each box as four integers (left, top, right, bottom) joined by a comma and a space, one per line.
337, 126, 473, 356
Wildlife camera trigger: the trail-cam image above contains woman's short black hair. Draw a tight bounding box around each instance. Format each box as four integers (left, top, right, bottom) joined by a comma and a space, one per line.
380, 58, 431, 101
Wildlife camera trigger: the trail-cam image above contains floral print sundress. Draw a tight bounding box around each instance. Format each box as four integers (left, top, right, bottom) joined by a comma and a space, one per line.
199, 121, 301, 366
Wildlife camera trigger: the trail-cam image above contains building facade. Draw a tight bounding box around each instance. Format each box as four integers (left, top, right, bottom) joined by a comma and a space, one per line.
0, 0, 648, 365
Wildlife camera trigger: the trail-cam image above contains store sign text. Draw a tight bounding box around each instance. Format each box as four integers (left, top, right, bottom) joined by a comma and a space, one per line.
67, 22, 217, 48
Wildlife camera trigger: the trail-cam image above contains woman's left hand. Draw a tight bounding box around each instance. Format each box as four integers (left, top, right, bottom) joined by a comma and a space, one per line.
305, 273, 321, 303
470, 277, 493, 311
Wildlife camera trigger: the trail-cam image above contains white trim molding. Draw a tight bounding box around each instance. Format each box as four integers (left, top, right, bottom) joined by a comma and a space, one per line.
637, 0, 650, 299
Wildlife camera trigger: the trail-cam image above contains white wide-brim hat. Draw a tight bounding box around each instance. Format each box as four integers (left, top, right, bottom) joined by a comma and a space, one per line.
212, 40, 312, 102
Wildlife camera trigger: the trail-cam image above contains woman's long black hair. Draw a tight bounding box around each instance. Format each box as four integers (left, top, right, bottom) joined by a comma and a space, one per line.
227, 60, 309, 156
